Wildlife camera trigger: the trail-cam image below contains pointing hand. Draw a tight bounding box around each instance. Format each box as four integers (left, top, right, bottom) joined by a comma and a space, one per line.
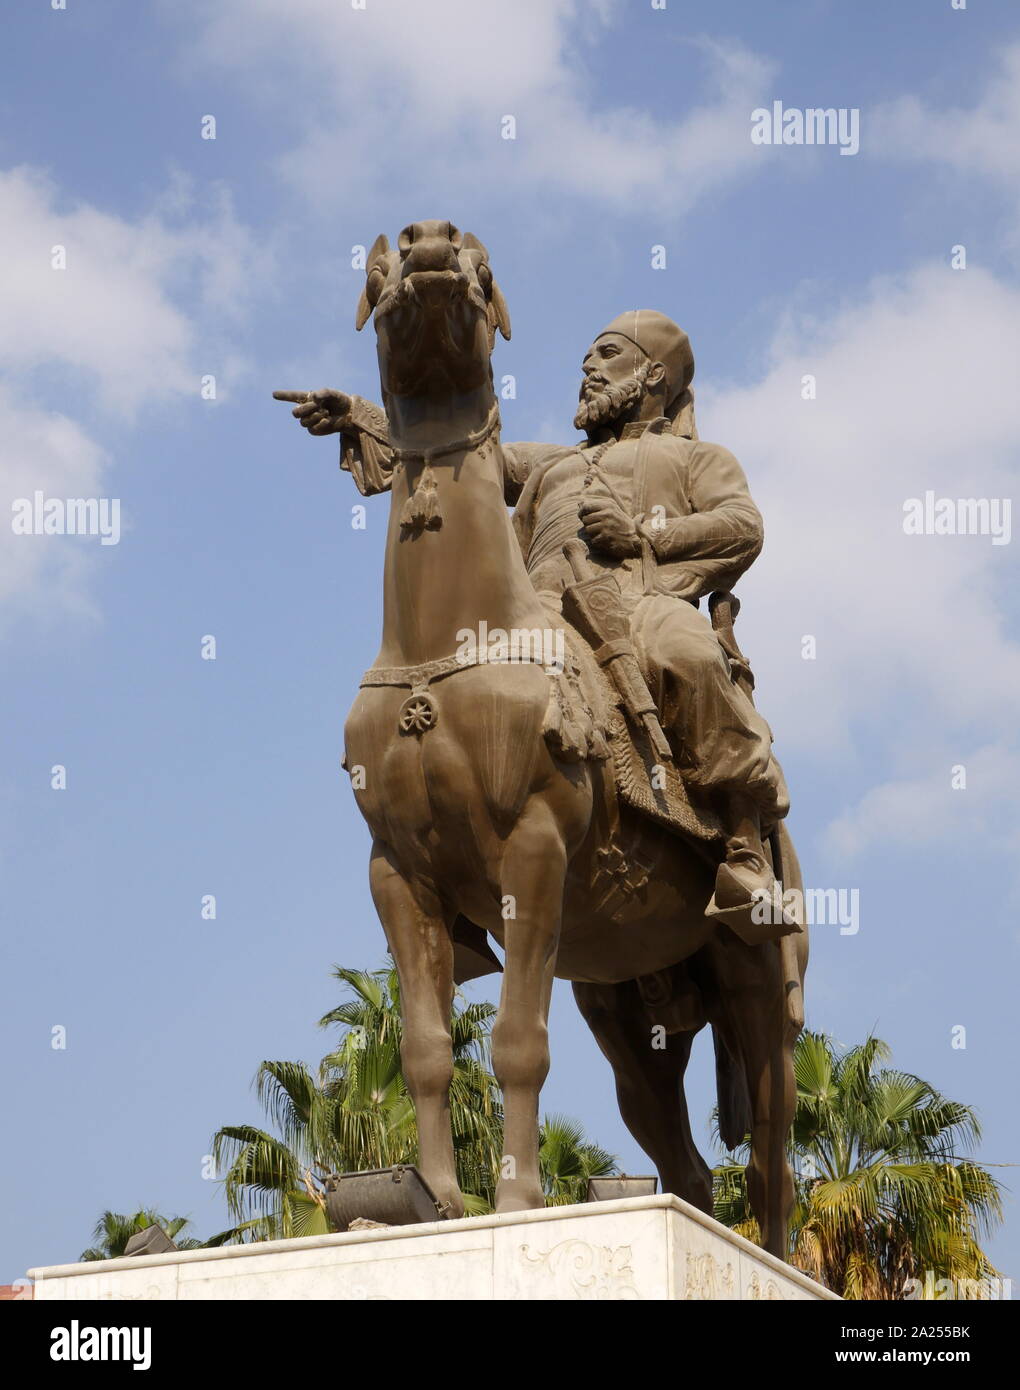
273, 388, 352, 436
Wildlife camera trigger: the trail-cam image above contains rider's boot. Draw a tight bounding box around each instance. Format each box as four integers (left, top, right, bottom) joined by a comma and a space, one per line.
705, 793, 802, 945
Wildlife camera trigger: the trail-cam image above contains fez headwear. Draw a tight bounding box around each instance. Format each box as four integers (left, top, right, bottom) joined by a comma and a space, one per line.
595, 310, 695, 408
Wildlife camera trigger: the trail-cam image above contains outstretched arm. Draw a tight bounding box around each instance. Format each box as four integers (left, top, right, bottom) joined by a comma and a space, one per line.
273, 393, 569, 505
273, 389, 395, 496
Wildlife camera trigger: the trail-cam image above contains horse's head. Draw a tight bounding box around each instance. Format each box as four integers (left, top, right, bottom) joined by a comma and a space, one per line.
356, 220, 510, 401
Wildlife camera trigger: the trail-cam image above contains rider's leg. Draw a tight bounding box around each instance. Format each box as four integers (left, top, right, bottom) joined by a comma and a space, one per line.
630, 596, 795, 941
631, 595, 783, 808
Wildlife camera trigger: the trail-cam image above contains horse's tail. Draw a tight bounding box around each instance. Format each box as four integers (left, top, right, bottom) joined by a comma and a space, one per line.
713, 1026, 753, 1151
771, 823, 808, 1040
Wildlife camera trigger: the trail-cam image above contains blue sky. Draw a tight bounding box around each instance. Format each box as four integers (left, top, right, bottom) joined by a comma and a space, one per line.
2, 0, 1018, 1287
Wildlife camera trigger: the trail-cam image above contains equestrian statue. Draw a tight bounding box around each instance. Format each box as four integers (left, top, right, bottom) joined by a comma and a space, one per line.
274, 220, 806, 1258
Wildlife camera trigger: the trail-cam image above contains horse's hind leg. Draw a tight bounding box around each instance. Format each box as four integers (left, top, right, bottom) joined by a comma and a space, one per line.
572, 977, 713, 1214
708, 936, 796, 1258
369, 841, 463, 1218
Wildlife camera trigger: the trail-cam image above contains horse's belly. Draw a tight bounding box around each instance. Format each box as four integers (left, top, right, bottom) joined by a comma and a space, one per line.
553, 916, 716, 984
552, 819, 717, 983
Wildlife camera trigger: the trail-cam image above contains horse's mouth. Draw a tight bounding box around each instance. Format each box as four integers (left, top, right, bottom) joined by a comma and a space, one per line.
375, 269, 475, 321
374, 267, 492, 396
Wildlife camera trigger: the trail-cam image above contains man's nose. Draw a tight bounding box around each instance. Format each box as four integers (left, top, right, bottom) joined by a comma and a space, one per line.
398, 220, 462, 273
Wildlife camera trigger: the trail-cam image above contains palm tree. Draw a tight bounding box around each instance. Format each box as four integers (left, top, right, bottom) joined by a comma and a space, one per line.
540, 1113, 618, 1205
80, 1209, 203, 1261
712, 1031, 1005, 1299
212, 963, 504, 1240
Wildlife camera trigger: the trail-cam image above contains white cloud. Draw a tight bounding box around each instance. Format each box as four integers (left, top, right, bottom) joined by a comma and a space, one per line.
824, 746, 1019, 856
704, 263, 1020, 850
176, 0, 776, 213
874, 43, 1020, 190
0, 166, 261, 416
0, 386, 107, 620
0, 166, 263, 621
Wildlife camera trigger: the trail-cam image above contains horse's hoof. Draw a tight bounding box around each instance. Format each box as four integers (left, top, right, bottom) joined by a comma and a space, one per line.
495, 1183, 545, 1214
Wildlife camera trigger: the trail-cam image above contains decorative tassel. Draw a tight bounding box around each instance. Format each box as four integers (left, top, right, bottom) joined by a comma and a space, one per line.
589, 727, 611, 762
400, 463, 442, 532
542, 677, 587, 763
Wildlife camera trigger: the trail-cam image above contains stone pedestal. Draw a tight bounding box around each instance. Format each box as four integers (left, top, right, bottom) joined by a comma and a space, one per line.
28, 1194, 838, 1301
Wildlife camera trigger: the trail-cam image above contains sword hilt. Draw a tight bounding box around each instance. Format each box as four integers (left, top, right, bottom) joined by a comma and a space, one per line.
563, 538, 594, 583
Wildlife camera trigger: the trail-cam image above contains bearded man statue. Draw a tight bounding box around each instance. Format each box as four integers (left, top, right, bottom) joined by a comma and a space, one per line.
504, 311, 789, 932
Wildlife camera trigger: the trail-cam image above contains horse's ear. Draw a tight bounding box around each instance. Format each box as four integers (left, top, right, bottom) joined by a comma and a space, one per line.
355, 233, 390, 330
463, 233, 510, 340
488, 279, 511, 341
354, 290, 373, 331
366, 232, 391, 267
461, 231, 488, 257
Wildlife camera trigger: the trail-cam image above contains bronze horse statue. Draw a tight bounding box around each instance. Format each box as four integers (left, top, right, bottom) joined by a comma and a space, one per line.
276, 221, 807, 1257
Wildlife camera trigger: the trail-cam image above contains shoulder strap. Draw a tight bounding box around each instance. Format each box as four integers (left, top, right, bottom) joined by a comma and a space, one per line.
635, 418, 669, 593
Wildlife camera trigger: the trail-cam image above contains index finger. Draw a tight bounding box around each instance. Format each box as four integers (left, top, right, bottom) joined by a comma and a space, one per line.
273, 390, 311, 403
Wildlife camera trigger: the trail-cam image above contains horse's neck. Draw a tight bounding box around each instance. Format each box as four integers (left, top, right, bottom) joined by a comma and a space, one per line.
377, 391, 548, 668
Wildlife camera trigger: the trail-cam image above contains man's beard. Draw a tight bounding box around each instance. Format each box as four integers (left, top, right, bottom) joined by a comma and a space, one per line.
573, 362, 649, 433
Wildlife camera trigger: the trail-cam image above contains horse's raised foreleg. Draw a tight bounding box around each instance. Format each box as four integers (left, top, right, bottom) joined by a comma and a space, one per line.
368, 840, 464, 1218
572, 978, 713, 1212
492, 801, 566, 1213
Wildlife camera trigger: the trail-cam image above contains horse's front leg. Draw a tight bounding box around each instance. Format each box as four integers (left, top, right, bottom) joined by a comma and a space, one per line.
368, 841, 464, 1218
492, 800, 567, 1213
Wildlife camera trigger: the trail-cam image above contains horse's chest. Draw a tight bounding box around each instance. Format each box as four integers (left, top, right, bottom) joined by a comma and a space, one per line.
343, 688, 436, 838
343, 667, 550, 852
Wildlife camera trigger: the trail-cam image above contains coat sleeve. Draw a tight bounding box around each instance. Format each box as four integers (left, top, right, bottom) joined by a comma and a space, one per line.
641, 440, 764, 598
338, 396, 395, 496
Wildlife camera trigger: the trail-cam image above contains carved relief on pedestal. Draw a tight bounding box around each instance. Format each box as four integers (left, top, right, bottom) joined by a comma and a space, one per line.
683, 1250, 735, 1300
747, 1269, 785, 1300
520, 1239, 640, 1300
97, 1283, 164, 1300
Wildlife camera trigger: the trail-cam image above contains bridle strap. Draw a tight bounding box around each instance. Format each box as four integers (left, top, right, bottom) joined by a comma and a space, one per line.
391, 402, 501, 468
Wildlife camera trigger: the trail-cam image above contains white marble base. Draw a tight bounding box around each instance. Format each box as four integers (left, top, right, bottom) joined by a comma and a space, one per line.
28, 1194, 838, 1301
